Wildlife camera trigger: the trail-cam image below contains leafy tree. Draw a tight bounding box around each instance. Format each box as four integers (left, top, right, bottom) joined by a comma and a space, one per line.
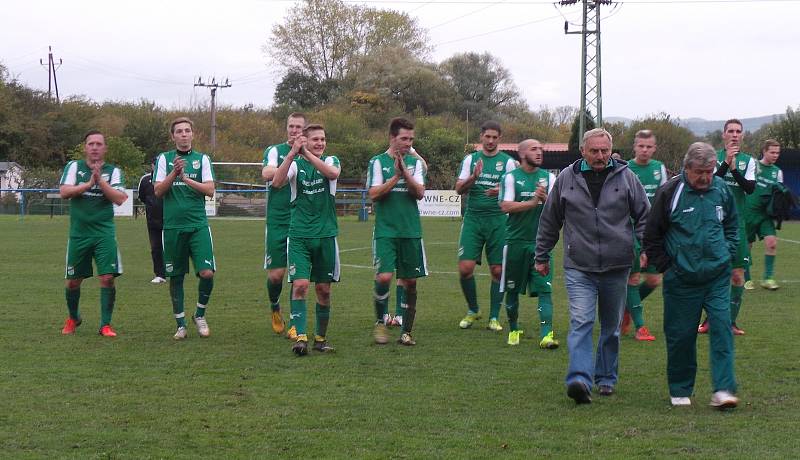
763, 105, 800, 149
439, 52, 521, 121
274, 71, 339, 108
267, 0, 428, 82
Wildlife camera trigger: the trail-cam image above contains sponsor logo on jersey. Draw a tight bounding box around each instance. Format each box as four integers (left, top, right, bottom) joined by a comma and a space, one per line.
516, 180, 525, 186
193, 160, 201, 169
382, 167, 392, 174
77, 171, 87, 178
495, 162, 503, 172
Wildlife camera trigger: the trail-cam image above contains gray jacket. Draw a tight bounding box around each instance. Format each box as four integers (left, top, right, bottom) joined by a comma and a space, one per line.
535, 159, 650, 273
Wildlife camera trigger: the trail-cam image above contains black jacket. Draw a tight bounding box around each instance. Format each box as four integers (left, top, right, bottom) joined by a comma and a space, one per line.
138, 173, 163, 229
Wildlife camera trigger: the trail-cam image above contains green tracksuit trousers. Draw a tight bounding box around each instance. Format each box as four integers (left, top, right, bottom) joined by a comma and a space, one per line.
662, 268, 737, 397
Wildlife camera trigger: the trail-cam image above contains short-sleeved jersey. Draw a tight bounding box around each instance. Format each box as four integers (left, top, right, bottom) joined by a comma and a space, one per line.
716, 150, 756, 212
286, 155, 339, 238
499, 167, 555, 243
745, 162, 784, 215
367, 151, 425, 239
60, 160, 124, 238
627, 159, 668, 204
154, 150, 215, 230
263, 142, 292, 227
458, 150, 517, 217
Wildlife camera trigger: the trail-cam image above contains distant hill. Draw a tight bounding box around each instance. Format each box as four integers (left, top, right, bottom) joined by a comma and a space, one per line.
604, 114, 780, 136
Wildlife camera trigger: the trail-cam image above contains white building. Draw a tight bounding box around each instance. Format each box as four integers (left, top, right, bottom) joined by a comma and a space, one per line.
0, 162, 24, 198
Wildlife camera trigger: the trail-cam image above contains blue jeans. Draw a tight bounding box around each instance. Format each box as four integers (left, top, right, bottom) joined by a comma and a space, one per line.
564, 267, 630, 389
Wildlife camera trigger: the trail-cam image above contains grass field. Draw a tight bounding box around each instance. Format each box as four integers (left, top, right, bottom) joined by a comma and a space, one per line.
2, 215, 799, 458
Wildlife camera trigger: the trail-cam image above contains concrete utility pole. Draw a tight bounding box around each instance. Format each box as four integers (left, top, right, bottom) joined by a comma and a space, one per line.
194, 77, 232, 152
39, 46, 63, 102
559, 0, 613, 138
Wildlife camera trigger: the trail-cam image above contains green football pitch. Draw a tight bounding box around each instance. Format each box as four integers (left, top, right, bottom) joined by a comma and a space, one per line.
2, 216, 798, 458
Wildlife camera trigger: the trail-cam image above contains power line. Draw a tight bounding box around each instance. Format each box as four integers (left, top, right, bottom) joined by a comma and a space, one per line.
194, 77, 232, 153
434, 10, 577, 46
39, 46, 62, 103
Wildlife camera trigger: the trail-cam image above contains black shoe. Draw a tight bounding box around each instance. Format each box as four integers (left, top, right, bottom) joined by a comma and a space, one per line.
292, 336, 309, 356
312, 338, 335, 353
567, 381, 592, 404
598, 385, 614, 396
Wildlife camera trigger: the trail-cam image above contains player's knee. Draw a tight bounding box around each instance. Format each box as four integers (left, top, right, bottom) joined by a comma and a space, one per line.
375, 273, 393, 285
98, 275, 114, 287
458, 261, 475, 278
65, 279, 82, 290
489, 265, 502, 280
628, 273, 641, 285
765, 237, 777, 252
199, 269, 214, 279
315, 283, 331, 299
268, 269, 285, 284
403, 279, 417, 294
292, 280, 309, 298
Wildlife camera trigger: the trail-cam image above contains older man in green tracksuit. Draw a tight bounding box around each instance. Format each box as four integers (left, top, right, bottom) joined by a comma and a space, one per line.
643, 142, 739, 409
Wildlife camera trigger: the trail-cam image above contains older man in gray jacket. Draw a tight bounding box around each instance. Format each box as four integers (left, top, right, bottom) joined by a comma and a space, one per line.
535, 128, 650, 404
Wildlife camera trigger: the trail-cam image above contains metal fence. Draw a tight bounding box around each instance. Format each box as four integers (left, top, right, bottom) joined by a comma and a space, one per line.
0, 188, 372, 220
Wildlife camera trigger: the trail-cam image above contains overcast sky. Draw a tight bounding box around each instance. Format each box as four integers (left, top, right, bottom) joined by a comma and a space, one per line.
2, 0, 798, 121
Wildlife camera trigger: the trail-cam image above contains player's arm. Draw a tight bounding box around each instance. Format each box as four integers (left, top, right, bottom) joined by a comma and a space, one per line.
270, 151, 297, 189
402, 157, 425, 200
455, 156, 481, 195
302, 149, 340, 180
182, 156, 215, 198
154, 155, 179, 198
368, 156, 401, 202
96, 167, 128, 205
262, 146, 279, 180
59, 162, 93, 199
499, 174, 538, 213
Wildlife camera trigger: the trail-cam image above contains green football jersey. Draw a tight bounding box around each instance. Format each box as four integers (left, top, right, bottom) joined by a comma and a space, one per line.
286, 155, 339, 238
154, 150, 215, 230
499, 167, 555, 242
367, 151, 425, 239
627, 159, 668, 204
263, 142, 292, 227
745, 162, 783, 215
716, 149, 756, 212
60, 160, 124, 238
458, 150, 517, 217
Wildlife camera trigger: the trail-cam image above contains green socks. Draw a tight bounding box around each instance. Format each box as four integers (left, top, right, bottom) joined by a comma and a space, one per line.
639, 282, 656, 302
489, 280, 502, 320
374, 281, 389, 322
315, 303, 330, 338
267, 279, 282, 311
170, 276, 186, 327
291, 298, 307, 335
537, 292, 553, 339
460, 277, 479, 314
764, 255, 775, 279
626, 284, 645, 329
100, 287, 115, 327
65, 287, 81, 320
730, 285, 744, 323
395, 284, 406, 317
196, 276, 213, 317
402, 288, 417, 333
504, 293, 519, 331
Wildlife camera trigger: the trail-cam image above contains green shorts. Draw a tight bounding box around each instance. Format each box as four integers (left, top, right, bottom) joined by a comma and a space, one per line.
163, 226, 216, 277
632, 237, 659, 274
458, 214, 506, 265
264, 223, 289, 269
65, 235, 122, 279
733, 224, 749, 269
373, 237, 428, 279
288, 236, 340, 283
745, 214, 776, 243
500, 242, 552, 296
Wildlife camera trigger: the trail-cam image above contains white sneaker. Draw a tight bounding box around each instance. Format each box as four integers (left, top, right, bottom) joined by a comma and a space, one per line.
173, 326, 188, 340
710, 391, 739, 409
151, 276, 167, 284
670, 397, 691, 406
193, 316, 210, 338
